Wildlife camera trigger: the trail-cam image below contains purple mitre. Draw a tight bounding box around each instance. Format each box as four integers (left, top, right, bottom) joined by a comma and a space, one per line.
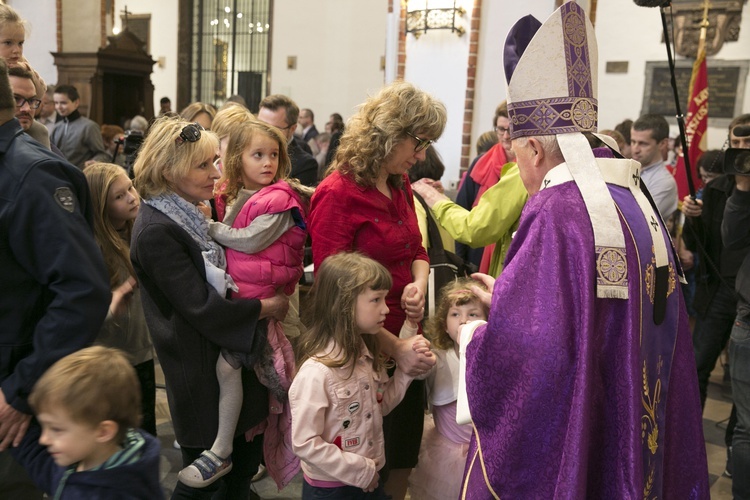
503, 14, 541, 85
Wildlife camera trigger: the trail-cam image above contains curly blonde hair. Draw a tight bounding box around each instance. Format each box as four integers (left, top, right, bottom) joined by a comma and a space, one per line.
333, 80, 447, 188
133, 116, 219, 199
425, 278, 488, 351
298, 252, 392, 375
218, 119, 291, 204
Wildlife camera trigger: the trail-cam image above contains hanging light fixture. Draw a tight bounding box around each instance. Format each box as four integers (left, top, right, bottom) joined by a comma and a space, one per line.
406, 0, 466, 39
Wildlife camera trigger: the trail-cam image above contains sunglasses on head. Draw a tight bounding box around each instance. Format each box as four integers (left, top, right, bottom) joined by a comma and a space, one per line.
175, 123, 204, 146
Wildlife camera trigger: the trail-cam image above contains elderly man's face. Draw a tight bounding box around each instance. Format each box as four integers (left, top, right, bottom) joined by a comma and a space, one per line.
512, 138, 544, 195
10, 75, 37, 131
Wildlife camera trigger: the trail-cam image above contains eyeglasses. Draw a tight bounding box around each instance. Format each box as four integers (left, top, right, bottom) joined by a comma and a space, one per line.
405, 130, 434, 153
494, 125, 511, 135
175, 123, 204, 146
14, 95, 42, 110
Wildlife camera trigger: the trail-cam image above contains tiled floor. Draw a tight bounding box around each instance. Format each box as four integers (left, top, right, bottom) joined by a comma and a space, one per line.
155, 360, 736, 499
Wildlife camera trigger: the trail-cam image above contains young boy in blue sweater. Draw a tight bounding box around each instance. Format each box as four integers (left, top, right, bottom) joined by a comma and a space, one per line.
12, 346, 161, 498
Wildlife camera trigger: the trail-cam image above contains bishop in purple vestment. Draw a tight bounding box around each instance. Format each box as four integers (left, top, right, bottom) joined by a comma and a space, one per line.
457, 3, 709, 499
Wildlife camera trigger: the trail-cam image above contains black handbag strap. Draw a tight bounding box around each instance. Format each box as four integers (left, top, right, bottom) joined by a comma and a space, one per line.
413, 192, 446, 252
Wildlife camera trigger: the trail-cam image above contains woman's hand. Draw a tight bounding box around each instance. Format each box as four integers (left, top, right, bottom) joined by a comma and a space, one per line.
411, 178, 449, 208
410, 335, 431, 355
470, 273, 495, 308
401, 282, 425, 323
197, 201, 213, 219
394, 334, 435, 377
260, 289, 290, 321
110, 276, 137, 317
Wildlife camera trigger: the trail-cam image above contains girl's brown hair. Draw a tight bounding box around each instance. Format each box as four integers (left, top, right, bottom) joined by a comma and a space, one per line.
425, 278, 488, 351
297, 252, 392, 374
84, 162, 137, 289
218, 119, 291, 205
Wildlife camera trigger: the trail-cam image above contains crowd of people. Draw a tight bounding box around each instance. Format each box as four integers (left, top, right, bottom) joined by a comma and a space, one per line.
2, 2, 750, 499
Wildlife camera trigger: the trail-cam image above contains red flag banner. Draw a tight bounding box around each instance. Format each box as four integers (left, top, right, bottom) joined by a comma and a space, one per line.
676, 48, 708, 198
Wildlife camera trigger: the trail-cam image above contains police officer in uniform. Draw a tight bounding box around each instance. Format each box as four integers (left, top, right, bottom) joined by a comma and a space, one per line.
0, 58, 110, 497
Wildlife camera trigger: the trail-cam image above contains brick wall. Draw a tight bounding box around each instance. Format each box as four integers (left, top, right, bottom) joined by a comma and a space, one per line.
460, 0, 483, 172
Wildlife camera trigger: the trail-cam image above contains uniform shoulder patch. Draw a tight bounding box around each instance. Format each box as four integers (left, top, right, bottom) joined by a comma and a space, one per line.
54, 187, 76, 213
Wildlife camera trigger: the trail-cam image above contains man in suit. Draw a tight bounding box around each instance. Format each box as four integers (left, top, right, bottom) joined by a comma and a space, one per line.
297, 108, 319, 143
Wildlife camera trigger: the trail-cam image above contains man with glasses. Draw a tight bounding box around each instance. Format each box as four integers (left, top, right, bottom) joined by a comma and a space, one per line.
7, 66, 40, 134
258, 94, 318, 187
50, 84, 109, 169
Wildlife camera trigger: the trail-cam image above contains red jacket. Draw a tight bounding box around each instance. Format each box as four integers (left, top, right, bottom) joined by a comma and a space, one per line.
309, 170, 428, 335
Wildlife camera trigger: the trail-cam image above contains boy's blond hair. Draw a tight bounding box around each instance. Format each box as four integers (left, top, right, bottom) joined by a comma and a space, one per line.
29, 346, 140, 443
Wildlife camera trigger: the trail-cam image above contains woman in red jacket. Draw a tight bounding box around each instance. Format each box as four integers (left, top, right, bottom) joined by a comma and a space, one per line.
309, 80, 446, 499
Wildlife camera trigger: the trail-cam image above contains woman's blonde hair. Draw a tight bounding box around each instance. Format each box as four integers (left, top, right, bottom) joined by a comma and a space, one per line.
180, 102, 217, 128
133, 116, 219, 199
84, 163, 137, 289
218, 119, 290, 204
297, 252, 393, 374
212, 104, 254, 141
425, 278, 488, 351
332, 80, 447, 188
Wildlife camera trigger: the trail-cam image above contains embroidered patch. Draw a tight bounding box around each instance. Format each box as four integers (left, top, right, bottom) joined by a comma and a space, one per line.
54, 187, 75, 213
348, 402, 360, 414
344, 437, 360, 448
342, 419, 351, 429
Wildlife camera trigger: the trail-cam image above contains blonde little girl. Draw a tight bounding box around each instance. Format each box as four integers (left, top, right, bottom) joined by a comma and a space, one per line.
0, 4, 49, 148
406, 278, 488, 500
84, 162, 156, 435
290, 252, 429, 499
178, 119, 309, 489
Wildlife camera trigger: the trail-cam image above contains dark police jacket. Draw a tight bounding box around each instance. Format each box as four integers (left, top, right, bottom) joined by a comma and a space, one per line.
0, 119, 109, 414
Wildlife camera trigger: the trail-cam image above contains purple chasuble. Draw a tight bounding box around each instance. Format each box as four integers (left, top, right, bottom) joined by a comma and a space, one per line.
461, 169, 709, 498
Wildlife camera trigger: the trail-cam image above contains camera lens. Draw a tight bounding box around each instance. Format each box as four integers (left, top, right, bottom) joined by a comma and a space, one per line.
735, 151, 750, 175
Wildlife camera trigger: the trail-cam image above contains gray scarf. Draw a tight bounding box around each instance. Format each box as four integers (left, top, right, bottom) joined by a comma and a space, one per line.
144, 192, 237, 295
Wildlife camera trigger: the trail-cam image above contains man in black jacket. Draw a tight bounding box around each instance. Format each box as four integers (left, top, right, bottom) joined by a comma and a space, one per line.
0, 59, 110, 496
722, 117, 750, 499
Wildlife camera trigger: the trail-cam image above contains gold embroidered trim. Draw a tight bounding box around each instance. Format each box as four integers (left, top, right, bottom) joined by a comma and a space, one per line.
644, 248, 677, 304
